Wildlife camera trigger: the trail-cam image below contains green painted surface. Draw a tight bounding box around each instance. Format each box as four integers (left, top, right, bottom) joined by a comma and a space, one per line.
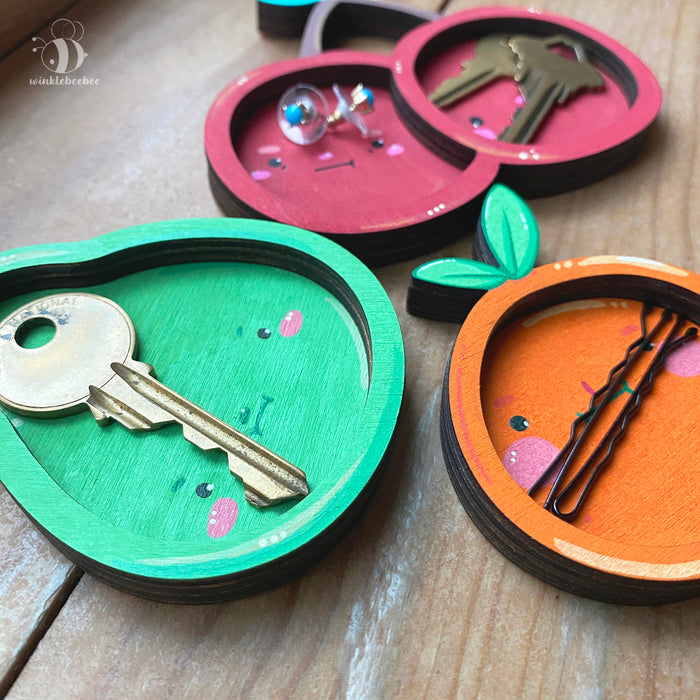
412, 184, 539, 290
480, 184, 539, 278
411, 257, 508, 289
0, 219, 404, 585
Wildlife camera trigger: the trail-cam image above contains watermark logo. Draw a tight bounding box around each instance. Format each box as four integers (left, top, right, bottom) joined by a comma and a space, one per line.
32, 19, 87, 74
29, 18, 99, 86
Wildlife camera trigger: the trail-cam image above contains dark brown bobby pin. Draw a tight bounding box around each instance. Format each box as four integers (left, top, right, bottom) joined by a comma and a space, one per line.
528, 303, 669, 502
550, 322, 697, 520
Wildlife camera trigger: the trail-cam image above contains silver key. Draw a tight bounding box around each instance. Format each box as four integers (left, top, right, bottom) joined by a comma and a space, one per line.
500, 34, 605, 143
429, 35, 518, 108
0, 293, 309, 508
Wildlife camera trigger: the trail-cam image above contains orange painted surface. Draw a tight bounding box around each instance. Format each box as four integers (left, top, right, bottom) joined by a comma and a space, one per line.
449, 258, 700, 580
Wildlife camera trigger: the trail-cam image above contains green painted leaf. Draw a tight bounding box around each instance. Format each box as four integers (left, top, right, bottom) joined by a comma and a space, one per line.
413, 257, 508, 289
481, 184, 539, 279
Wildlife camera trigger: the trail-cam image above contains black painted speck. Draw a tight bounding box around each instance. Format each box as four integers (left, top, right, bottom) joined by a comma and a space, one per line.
509, 415, 529, 431
196, 483, 214, 498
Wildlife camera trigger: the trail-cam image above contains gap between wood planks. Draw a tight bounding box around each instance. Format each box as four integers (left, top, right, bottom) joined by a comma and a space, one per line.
0, 0, 84, 61
0, 567, 82, 697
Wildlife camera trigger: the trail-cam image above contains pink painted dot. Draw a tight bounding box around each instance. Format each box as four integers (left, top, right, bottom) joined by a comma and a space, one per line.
474, 126, 497, 140
279, 309, 303, 338
621, 324, 639, 336
665, 337, 700, 377
493, 394, 514, 409
387, 143, 404, 156
258, 144, 281, 155
514, 94, 525, 106
251, 170, 271, 181
207, 497, 238, 538
317, 151, 333, 160
581, 380, 596, 395
502, 436, 560, 489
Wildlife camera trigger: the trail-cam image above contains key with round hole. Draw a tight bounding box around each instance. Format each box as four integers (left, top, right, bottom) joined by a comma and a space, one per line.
0, 292, 309, 508
499, 34, 605, 143
429, 34, 519, 108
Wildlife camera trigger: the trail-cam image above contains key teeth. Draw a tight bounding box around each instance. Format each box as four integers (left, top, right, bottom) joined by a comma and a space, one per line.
87, 385, 156, 431
244, 479, 308, 508
239, 470, 309, 508
244, 488, 271, 508
182, 424, 218, 451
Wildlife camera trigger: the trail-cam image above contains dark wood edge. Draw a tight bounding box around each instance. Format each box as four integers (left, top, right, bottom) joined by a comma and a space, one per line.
257, 0, 319, 39
440, 355, 700, 605
299, 0, 439, 57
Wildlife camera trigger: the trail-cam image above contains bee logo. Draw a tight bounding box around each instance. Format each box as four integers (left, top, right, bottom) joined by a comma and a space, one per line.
32, 19, 87, 74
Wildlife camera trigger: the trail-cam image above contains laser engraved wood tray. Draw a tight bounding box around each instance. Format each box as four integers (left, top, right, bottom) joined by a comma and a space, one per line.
0, 219, 404, 603
205, 50, 497, 265
442, 257, 700, 604
392, 6, 662, 195
206, 4, 661, 264
411, 188, 700, 604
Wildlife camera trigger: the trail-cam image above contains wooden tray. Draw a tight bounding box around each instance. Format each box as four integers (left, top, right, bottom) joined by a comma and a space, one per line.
0, 219, 404, 603
392, 7, 662, 195
441, 256, 700, 604
205, 51, 498, 265
210, 6, 662, 264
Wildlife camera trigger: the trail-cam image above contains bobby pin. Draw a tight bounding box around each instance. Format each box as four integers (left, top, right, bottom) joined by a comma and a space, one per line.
528, 303, 670, 503
550, 321, 697, 520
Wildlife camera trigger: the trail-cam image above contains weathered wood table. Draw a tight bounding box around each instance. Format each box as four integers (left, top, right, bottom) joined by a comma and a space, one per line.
0, 0, 698, 697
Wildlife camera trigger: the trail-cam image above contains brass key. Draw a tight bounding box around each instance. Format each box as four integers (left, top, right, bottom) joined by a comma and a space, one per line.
500, 34, 605, 143
429, 35, 518, 108
0, 293, 309, 508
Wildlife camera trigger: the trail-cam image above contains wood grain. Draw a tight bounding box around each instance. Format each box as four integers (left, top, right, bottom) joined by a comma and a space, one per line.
0, 487, 80, 697
0, 0, 699, 697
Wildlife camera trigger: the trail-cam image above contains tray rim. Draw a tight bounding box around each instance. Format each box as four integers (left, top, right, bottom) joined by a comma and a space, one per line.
391, 6, 663, 167
0, 218, 405, 586
445, 255, 700, 586
204, 49, 499, 236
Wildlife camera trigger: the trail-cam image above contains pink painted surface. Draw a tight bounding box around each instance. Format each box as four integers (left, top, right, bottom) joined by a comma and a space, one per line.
205, 51, 499, 237
207, 497, 239, 538
279, 310, 303, 338
392, 7, 662, 167
502, 436, 560, 490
